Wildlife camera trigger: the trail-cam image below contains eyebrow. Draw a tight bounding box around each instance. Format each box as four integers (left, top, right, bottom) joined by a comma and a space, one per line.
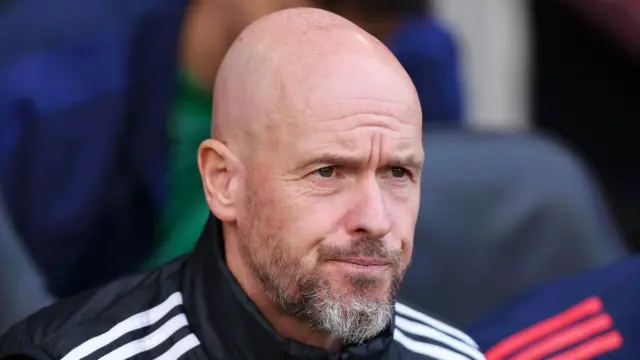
387, 154, 424, 170
296, 154, 358, 171
296, 153, 424, 171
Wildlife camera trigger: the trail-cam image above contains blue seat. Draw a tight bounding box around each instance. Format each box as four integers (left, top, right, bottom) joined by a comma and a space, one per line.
399, 130, 628, 328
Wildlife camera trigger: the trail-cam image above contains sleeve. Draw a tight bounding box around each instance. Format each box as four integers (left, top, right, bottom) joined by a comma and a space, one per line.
394, 298, 485, 359
0, 340, 54, 360
0, 321, 54, 360
467, 259, 638, 359
1, 353, 52, 360
0, 342, 54, 360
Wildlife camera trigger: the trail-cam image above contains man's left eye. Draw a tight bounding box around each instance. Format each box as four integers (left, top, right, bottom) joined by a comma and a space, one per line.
390, 167, 410, 178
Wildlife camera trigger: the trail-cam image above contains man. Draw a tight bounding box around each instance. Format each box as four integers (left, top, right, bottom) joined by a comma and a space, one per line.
469, 256, 640, 359
151, 0, 466, 270
0, 8, 483, 360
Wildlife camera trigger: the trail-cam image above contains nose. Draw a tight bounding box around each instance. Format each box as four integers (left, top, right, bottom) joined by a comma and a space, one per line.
345, 177, 392, 238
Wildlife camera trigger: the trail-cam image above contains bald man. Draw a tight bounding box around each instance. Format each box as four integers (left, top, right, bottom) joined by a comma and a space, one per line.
0, 9, 483, 360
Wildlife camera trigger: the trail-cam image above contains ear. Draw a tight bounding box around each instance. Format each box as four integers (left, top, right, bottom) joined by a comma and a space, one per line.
198, 139, 241, 222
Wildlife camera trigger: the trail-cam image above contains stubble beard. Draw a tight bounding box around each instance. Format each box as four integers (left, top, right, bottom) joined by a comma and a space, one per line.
238, 193, 404, 344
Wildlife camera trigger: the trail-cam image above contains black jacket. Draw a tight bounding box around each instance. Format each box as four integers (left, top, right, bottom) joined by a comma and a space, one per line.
0, 217, 484, 360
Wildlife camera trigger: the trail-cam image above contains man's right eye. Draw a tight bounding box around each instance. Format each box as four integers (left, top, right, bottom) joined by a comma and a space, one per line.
316, 166, 335, 178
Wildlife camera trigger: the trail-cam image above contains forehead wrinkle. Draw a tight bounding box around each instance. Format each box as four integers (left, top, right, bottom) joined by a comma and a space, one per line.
298, 124, 419, 155
211, 7, 421, 159
304, 103, 417, 131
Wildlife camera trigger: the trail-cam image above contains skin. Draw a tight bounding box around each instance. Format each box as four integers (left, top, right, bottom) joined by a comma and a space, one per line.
198, 7, 423, 351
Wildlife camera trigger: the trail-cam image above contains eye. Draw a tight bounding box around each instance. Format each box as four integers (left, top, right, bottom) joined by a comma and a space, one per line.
316, 166, 335, 178
390, 167, 410, 178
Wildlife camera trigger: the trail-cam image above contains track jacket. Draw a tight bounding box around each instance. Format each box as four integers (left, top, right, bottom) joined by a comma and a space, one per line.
0, 216, 484, 360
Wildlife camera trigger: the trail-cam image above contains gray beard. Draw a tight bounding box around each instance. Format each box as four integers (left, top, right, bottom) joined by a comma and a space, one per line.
245, 244, 400, 344
239, 186, 402, 344
282, 278, 395, 345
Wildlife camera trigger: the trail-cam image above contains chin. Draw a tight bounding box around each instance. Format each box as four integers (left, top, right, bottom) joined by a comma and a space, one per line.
330, 277, 393, 300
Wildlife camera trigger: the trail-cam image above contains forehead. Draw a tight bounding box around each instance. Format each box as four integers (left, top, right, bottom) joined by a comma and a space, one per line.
273, 53, 421, 130
292, 53, 418, 114
302, 100, 419, 144
270, 100, 423, 169
255, 41, 422, 159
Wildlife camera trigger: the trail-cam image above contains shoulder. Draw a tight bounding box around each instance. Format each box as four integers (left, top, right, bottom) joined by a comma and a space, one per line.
391, 300, 485, 360
0, 260, 185, 359
468, 257, 640, 358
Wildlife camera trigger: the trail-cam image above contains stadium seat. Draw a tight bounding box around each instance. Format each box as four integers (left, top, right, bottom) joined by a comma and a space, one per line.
399, 130, 628, 328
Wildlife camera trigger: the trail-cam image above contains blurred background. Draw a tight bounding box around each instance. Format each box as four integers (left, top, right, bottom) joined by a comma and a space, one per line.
1, 0, 638, 336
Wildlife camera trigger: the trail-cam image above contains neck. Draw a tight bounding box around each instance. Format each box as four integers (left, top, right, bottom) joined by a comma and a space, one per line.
222, 225, 343, 351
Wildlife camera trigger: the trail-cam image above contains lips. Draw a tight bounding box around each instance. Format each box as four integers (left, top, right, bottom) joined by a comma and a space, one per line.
332, 257, 391, 267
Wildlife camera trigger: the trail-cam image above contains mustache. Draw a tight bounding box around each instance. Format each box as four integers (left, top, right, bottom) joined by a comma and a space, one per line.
317, 236, 402, 266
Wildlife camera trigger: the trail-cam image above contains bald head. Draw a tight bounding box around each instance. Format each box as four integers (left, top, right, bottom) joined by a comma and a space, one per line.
200, 7, 424, 347
212, 7, 420, 153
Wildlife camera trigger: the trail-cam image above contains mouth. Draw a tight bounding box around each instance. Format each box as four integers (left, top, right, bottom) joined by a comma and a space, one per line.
332, 257, 391, 267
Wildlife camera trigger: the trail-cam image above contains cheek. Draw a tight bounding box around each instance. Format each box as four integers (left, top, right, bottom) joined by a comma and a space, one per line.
389, 199, 419, 261
401, 239, 414, 268
285, 205, 334, 255
248, 177, 324, 253
273, 198, 346, 271
287, 193, 348, 248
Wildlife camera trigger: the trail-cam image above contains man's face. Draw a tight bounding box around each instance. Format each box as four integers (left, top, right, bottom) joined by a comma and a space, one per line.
235, 54, 423, 344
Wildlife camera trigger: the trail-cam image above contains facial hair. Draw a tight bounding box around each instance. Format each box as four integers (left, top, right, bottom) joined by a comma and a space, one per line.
238, 188, 405, 344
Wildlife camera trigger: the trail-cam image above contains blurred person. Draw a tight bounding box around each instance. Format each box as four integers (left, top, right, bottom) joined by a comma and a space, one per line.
469, 256, 640, 359
0, 9, 483, 360
318, 0, 465, 125
149, 0, 466, 268
0, 0, 311, 298
564, 0, 640, 59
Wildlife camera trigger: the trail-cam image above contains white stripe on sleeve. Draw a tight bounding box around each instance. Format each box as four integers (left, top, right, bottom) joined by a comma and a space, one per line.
395, 301, 478, 347
62, 292, 184, 360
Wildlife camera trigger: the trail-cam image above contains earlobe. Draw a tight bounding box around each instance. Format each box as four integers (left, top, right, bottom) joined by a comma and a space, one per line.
197, 139, 238, 222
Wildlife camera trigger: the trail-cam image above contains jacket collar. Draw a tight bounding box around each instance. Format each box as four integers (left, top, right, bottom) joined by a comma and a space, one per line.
182, 215, 394, 360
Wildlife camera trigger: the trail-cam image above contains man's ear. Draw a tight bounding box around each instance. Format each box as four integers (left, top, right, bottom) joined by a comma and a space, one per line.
198, 139, 241, 222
